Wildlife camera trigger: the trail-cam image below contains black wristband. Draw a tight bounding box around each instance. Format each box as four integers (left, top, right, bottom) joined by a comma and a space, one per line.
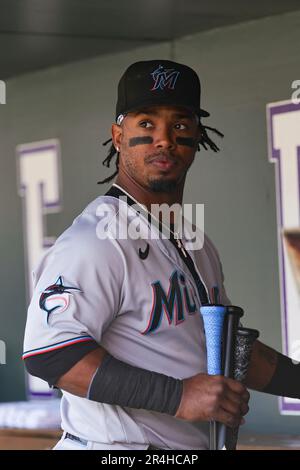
263, 352, 300, 399
87, 353, 183, 416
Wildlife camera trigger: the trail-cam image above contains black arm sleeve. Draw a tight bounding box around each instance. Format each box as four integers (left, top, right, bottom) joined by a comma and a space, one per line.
88, 353, 183, 416
24, 340, 100, 387
262, 352, 300, 399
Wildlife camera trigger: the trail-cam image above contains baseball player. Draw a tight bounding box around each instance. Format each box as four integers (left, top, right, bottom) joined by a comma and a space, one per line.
23, 60, 300, 450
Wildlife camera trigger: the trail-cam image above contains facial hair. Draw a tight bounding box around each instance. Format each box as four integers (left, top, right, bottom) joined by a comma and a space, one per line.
148, 178, 178, 193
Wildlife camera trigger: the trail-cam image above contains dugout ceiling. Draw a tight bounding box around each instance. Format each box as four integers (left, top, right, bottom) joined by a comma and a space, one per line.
0, 0, 300, 79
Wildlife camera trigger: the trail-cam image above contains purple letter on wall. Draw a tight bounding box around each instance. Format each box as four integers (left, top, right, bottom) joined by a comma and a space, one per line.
267, 100, 300, 414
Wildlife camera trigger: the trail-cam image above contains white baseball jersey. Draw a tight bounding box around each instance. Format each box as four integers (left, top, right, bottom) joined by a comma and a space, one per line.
23, 183, 231, 450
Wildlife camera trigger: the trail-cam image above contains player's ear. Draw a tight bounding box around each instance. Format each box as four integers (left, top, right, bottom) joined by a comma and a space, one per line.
112, 123, 122, 152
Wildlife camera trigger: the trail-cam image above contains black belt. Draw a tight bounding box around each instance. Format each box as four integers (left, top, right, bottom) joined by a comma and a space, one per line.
65, 432, 160, 449
65, 432, 88, 446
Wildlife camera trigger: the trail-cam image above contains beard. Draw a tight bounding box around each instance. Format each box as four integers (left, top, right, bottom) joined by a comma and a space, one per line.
148, 178, 178, 193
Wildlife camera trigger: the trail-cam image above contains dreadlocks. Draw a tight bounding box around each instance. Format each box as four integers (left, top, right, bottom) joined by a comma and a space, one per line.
198, 123, 224, 152
97, 138, 119, 184
97, 123, 224, 185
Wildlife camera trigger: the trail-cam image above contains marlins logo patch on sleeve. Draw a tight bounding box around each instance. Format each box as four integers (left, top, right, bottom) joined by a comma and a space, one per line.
39, 276, 82, 323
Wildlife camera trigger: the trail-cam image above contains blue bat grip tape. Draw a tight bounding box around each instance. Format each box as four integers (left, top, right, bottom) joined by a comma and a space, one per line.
200, 305, 226, 375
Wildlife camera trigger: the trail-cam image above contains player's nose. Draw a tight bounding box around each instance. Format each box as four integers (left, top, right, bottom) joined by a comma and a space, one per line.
154, 125, 176, 150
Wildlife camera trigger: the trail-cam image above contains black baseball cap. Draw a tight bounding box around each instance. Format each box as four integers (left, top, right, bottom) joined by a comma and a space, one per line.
116, 60, 210, 122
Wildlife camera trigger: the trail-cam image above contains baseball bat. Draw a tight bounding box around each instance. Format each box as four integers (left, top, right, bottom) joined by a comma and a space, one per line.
218, 305, 244, 450
224, 327, 259, 450
200, 304, 227, 450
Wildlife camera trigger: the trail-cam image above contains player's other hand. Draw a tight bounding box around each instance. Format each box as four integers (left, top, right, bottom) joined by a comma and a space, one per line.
174, 373, 250, 427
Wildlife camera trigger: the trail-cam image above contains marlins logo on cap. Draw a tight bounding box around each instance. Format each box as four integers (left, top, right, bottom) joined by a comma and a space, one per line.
150, 64, 180, 91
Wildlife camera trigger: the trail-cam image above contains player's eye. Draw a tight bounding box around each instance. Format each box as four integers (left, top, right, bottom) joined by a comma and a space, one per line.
139, 120, 153, 128
174, 123, 188, 130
